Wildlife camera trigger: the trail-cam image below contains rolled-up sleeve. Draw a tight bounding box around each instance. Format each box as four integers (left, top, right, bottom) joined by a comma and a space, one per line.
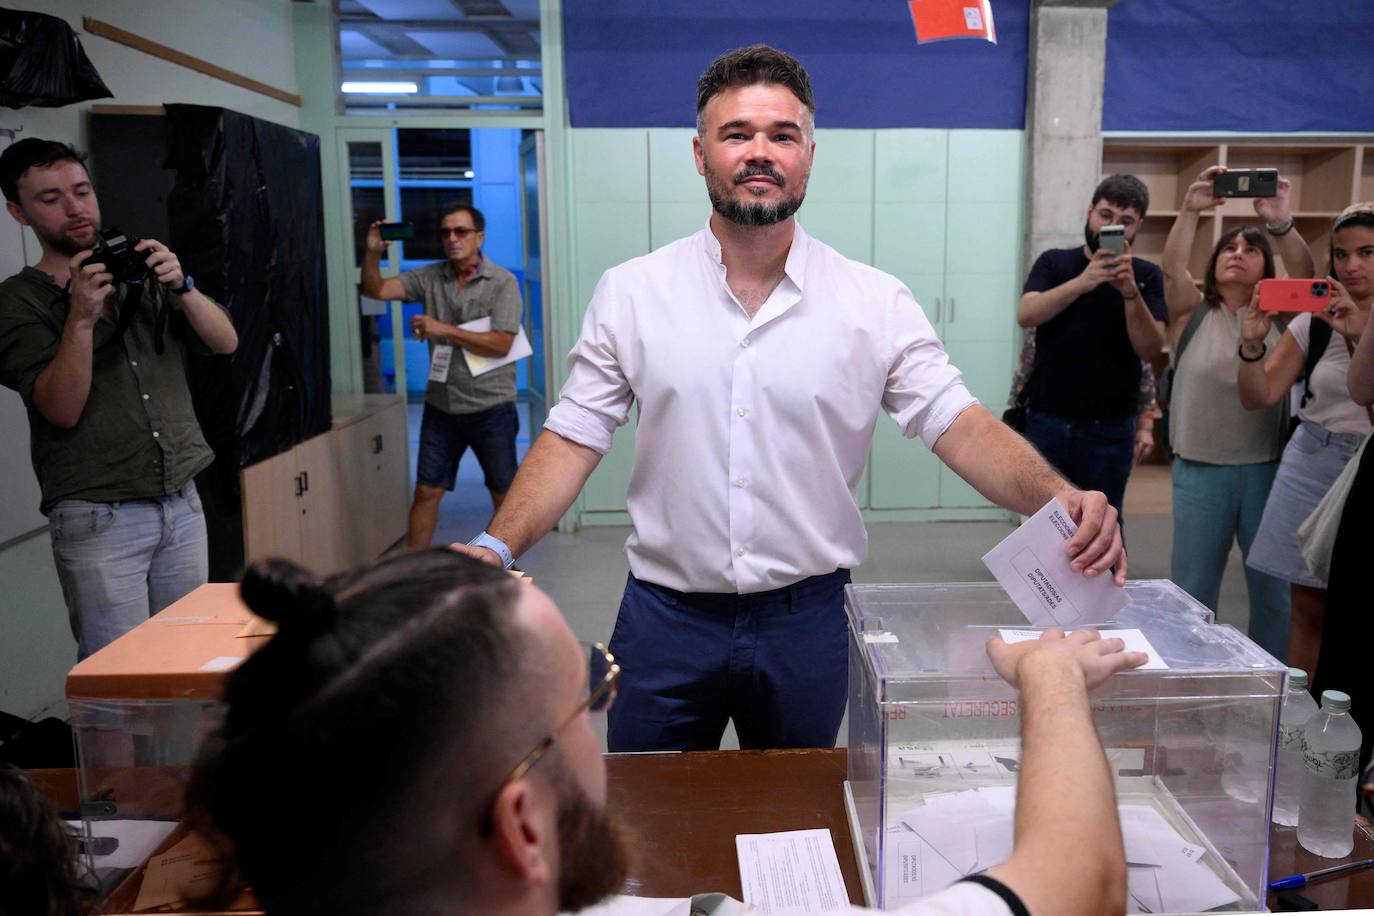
0, 304, 58, 406
881, 284, 978, 448
543, 271, 635, 455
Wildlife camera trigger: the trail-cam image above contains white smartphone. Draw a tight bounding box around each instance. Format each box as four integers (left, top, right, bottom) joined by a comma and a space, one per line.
1098, 224, 1126, 256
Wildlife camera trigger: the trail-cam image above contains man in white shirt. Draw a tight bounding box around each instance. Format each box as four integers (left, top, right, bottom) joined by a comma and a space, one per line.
462, 45, 1126, 752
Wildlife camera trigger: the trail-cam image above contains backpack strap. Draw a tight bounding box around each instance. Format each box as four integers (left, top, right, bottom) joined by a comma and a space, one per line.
1302, 318, 1333, 410
1172, 300, 1210, 370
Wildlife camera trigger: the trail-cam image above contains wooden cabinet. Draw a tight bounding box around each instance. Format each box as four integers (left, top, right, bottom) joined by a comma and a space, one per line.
241, 395, 410, 575
1102, 139, 1374, 279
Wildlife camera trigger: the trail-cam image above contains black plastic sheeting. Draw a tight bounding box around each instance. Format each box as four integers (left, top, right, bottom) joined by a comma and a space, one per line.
0, 8, 111, 109
164, 105, 330, 578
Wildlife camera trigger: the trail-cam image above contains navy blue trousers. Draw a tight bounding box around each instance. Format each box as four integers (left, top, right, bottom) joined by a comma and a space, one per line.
606, 569, 851, 752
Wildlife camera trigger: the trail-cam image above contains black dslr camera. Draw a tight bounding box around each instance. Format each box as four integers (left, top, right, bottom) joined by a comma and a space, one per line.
85, 227, 151, 285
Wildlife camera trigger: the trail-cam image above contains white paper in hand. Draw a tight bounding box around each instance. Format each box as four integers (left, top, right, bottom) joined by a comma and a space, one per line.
982, 499, 1126, 627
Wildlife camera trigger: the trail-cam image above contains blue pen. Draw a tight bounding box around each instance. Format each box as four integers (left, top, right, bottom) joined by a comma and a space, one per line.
1269, 858, 1374, 891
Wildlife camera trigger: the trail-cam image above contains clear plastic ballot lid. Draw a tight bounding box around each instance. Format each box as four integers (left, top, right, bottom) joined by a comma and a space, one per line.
845, 580, 1286, 703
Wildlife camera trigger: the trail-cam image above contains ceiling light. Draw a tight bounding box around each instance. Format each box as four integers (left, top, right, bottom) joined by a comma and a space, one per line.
464, 170, 475, 179
341, 81, 418, 94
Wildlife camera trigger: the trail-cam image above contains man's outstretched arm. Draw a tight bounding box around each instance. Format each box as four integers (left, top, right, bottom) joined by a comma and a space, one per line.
456, 429, 603, 564
986, 629, 1146, 916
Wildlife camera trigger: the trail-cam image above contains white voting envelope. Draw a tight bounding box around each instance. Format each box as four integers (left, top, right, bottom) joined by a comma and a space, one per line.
981, 498, 1127, 627
458, 316, 533, 376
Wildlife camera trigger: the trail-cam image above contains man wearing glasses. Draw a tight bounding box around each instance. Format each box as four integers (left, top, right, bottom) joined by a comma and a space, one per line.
187, 549, 1141, 916
363, 203, 524, 548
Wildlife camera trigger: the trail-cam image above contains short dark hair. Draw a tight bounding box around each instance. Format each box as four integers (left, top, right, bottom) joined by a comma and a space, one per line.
695, 44, 816, 136
186, 550, 530, 912
0, 139, 87, 204
1202, 225, 1275, 307
440, 202, 485, 232
1091, 174, 1150, 220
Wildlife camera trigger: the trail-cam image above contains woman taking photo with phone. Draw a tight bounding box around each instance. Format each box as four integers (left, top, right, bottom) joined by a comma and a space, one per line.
1160, 165, 1313, 660
1239, 202, 1374, 675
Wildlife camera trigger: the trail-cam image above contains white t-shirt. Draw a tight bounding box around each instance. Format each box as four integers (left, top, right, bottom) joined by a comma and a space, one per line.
1289, 313, 1373, 436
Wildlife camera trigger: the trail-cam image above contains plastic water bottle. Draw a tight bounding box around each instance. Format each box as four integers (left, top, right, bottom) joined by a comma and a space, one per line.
1273, 669, 1319, 826
1297, 690, 1362, 857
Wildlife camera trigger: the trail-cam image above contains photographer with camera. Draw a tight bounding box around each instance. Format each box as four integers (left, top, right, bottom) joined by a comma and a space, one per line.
0, 139, 237, 658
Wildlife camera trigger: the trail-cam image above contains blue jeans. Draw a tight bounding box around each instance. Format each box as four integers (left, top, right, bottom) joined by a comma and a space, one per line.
1024, 409, 1136, 520
48, 481, 208, 659
1171, 457, 1290, 661
415, 401, 519, 492
606, 569, 851, 752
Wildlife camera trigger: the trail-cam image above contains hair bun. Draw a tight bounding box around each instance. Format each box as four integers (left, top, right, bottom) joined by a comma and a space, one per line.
240, 558, 335, 636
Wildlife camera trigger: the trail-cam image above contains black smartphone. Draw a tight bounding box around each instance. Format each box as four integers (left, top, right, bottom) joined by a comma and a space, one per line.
1213, 168, 1279, 198
378, 222, 415, 241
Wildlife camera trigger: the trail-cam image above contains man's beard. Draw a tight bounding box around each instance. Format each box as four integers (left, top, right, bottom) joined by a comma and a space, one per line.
1083, 219, 1100, 253
555, 781, 632, 913
38, 220, 101, 257
704, 160, 806, 227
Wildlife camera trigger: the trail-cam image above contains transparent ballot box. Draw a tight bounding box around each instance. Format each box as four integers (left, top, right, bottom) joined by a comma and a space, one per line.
65, 584, 254, 885
844, 580, 1285, 913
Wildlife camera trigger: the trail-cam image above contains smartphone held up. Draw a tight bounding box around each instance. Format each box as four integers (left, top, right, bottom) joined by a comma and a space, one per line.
1098, 224, 1126, 257
1257, 278, 1331, 313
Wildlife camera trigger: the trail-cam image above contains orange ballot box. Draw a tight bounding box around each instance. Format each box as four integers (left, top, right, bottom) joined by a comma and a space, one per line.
65, 584, 272, 888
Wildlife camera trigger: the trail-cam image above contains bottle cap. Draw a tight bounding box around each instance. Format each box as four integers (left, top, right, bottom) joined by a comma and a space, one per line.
1322, 690, 1352, 710
1289, 668, 1308, 687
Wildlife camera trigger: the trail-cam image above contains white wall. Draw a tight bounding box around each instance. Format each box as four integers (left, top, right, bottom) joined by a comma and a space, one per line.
0, 1, 302, 721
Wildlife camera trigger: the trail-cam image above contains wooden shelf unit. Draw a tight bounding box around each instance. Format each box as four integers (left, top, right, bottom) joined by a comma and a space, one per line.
1103, 139, 1373, 279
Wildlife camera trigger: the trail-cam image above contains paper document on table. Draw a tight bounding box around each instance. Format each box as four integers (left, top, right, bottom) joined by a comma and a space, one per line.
65, 818, 177, 869
982, 498, 1127, 626
998, 628, 1167, 669
563, 896, 692, 916
458, 316, 533, 376
736, 828, 848, 913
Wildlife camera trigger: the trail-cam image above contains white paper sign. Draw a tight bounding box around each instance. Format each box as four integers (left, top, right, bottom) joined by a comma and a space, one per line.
428, 344, 455, 382
981, 499, 1127, 627
997, 627, 1168, 669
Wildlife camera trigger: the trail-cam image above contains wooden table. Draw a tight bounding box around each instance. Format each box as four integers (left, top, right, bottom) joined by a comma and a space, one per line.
67, 747, 1374, 912
608, 748, 1374, 912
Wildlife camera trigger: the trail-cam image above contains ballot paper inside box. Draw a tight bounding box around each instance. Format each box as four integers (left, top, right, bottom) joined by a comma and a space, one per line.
842, 580, 1286, 913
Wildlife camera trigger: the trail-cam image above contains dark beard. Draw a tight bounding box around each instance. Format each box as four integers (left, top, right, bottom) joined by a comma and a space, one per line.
555, 782, 632, 912
38, 224, 100, 258
1083, 219, 1100, 253
705, 161, 806, 227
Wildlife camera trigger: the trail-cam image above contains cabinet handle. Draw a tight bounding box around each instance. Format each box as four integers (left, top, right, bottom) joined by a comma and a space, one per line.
933, 296, 942, 323
948, 297, 956, 322
301, 470, 309, 493
294, 473, 304, 497
372, 434, 383, 454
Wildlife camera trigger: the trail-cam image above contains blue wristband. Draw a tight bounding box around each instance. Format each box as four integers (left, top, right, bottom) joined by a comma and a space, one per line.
468, 531, 515, 569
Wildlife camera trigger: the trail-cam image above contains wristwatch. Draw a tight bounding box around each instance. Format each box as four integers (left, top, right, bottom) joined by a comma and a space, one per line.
468, 531, 515, 569
171, 274, 195, 295
1265, 217, 1295, 237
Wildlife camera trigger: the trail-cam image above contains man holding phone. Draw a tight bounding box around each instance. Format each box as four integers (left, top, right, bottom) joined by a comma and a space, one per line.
1016, 174, 1169, 521
361, 204, 524, 548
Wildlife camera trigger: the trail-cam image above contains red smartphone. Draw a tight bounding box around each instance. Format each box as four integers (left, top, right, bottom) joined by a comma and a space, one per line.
1257, 278, 1331, 313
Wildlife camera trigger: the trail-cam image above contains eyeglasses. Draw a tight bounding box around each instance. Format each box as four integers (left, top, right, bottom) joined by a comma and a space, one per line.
439, 226, 478, 238
480, 642, 620, 833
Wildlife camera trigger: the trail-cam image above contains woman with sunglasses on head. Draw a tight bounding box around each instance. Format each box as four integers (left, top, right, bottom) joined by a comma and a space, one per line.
1238, 203, 1374, 676
1160, 165, 1313, 661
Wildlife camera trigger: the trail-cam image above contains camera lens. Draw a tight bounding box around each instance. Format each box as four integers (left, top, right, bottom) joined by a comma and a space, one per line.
1314, 283, 1328, 295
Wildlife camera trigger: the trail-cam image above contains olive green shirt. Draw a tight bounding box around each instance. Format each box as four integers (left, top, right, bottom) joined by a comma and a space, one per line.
400, 256, 522, 415
0, 266, 220, 514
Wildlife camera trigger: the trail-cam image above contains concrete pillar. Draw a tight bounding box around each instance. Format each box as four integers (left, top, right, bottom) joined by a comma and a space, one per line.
1024, 1, 1117, 266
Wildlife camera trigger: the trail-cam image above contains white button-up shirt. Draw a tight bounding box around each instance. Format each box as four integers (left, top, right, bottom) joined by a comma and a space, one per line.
545, 222, 977, 594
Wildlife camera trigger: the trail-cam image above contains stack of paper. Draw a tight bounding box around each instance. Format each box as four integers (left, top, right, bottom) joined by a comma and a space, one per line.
890, 792, 1242, 914
1120, 805, 1240, 913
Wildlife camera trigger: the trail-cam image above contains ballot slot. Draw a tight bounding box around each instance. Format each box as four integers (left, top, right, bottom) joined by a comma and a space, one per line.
842, 580, 1285, 913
